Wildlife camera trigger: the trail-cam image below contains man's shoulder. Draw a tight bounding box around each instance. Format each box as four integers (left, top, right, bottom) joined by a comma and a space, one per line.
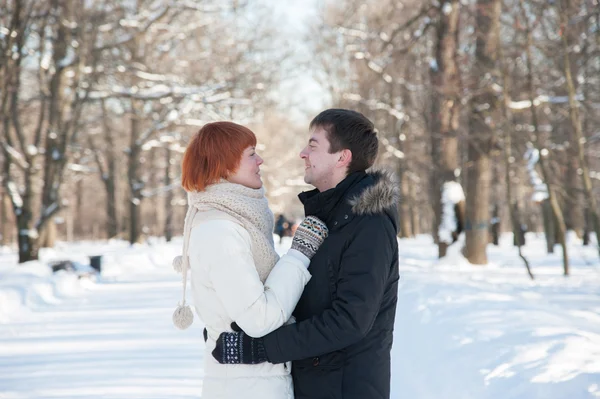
351, 212, 396, 235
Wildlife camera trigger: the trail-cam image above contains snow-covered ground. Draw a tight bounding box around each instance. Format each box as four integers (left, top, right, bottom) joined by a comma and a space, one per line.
1, 233, 599, 398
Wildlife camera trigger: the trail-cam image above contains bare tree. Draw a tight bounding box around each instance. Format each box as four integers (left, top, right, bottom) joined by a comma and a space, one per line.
558, 0, 600, 256
520, 0, 569, 274
463, 0, 502, 265
430, 0, 463, 257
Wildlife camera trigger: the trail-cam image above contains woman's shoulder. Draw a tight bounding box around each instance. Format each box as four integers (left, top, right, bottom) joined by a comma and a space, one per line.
192, 208, 243, 229
190, 212, 250, 243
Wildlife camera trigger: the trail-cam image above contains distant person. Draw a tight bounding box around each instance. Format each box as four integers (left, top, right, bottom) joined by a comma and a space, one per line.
172, 121, 328, 399
274, 214, 288, 243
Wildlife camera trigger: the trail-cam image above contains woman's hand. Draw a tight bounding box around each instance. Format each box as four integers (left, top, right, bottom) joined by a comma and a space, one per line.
290, 216, 329, 259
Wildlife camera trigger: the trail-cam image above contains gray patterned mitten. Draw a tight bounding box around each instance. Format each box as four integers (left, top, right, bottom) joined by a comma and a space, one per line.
291, 216, 329, 259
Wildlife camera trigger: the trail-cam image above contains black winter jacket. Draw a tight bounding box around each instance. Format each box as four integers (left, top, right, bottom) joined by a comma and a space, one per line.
262, 170, 400, 399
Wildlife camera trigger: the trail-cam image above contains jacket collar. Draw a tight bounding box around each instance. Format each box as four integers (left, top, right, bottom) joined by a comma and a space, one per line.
298, 171, 366, 224
299, 169, 399, 228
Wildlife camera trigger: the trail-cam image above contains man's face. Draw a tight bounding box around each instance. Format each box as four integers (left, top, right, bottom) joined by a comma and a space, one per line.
299, 126, 340, 190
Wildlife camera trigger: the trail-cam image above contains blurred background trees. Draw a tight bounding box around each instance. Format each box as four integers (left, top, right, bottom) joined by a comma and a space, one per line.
1, 0, 599, 269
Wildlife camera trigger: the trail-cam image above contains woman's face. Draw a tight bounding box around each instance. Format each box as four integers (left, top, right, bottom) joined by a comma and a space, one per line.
227, 146, 264, 189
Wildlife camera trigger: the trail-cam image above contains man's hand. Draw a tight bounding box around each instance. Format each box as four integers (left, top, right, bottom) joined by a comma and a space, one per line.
212, 329, 268, 365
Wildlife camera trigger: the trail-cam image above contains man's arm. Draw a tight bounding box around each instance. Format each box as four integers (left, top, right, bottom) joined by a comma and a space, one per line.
262, 215, 396, 363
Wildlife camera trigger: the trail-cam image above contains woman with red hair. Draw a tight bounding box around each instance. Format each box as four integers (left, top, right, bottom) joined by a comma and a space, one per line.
172, 122, 328, 399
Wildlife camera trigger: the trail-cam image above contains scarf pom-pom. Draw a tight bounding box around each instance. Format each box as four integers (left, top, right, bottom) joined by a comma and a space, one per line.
173, 304, 194, 330
172, 256, 184, 273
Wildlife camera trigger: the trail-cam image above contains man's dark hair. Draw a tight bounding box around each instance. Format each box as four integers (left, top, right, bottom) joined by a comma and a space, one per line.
309, 109, 378, 174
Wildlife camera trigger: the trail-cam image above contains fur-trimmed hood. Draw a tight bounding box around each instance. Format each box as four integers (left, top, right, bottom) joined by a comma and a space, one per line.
349, 169, 400, 216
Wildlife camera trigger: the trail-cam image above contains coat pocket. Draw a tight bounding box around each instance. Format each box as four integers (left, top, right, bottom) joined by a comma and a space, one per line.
293, 352, 344, 399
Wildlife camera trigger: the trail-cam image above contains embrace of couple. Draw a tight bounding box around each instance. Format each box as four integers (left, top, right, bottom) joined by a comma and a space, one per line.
173, 108, 400, 399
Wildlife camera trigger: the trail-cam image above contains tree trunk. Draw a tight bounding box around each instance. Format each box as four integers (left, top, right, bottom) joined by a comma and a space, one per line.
430, 0, 461, 257
399, 173, 412, 238
106, 174, 118, 239
465, 0, 502, 265
100, 100, 119, 239
128, 111, 143, 245
541, 199, 556, 254
564, 156, 585, 238
164, 147, 174, 242
17, 172, 37, 262
0, 190, 9, 246
491, 205, 500, 246
17, 215, 36, 263
148, 147, 160, 236
396, 68, 413, 239
410, 179, 420, 236
39, 0, 70, 250
39, 220, 57, 249
499, 67, 533, 278
465, 153, 491, 264
512, 203, 526, 247
583, 208, 590, 246
520, 0, 569, 274
559, 0, 600, 257
75, 179, 84, 238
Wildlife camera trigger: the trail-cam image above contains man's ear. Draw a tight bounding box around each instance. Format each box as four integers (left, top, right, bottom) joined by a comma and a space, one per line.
336, 149, 352, 168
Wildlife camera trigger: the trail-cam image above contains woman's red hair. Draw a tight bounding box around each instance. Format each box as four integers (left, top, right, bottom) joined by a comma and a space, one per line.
181, 122, 257, 192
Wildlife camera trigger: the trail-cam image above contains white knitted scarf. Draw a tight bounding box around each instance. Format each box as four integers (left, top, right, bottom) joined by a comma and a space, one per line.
177, 181, 280, 314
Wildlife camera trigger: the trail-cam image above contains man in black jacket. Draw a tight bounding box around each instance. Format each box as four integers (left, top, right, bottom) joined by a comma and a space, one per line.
213, 109, 400, 399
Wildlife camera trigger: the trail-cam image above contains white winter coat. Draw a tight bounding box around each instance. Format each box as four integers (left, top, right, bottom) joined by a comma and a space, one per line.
188, 209, 311, 399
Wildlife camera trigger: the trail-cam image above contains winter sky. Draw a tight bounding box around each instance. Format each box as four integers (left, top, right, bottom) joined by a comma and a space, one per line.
268, 0, 329, 121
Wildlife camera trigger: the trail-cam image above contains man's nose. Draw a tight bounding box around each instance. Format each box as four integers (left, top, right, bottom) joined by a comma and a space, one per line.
300, 147, 308, 159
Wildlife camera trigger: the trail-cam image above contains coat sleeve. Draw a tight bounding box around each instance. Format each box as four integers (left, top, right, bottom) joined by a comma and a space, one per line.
262, 215, 395, 363
189, 219, 311, 338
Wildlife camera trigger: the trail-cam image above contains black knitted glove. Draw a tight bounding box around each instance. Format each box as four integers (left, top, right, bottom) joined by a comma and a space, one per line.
290, 216, 329, 259
212, 329, 268, 365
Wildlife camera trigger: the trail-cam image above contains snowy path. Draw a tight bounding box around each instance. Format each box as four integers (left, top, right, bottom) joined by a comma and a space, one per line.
0, 241, 206, 399
0, 279, 205, 398
1, 235, 600, 398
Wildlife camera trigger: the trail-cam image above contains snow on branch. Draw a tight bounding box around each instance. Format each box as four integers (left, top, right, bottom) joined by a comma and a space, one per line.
7, 181, 23, 209
439, 181, 465, 245
89, 83, 228, 101
141, 179, 182, 198
381, 4, 435, 50
342, 93, 406, 120
524, 146, 549, 202
353, 51, 424, 91
137, 121, 171, 146
177, 1, 234, 13
380, 137, 405, 159
337, 26, 369, 40
2, 143, 29, 169
93, 6, 170, 53
134, 70, 184, 84
508, 93, 600, 110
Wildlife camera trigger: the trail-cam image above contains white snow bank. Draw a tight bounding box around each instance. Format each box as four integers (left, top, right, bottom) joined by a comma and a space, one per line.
394, 233, 600, 399
0, 260, 83, 322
